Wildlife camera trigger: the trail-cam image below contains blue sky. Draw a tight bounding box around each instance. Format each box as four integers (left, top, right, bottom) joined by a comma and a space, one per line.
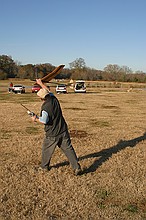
0, 0, 146, 72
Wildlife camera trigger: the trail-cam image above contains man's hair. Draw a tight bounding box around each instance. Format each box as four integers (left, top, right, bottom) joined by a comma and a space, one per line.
43, 94, 51, 100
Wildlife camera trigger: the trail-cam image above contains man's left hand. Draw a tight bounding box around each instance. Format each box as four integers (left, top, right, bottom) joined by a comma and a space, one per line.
31, 115, 37, 122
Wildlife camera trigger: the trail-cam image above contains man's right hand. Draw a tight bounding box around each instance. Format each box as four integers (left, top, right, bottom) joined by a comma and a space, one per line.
36, 79, 43, 86
36, 78, 50, 92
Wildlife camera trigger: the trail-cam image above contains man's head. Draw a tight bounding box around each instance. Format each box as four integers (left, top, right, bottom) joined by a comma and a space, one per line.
37, 88, 49, 100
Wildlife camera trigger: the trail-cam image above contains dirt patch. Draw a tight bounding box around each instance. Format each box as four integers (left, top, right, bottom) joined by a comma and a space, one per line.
70, 130, 88, 138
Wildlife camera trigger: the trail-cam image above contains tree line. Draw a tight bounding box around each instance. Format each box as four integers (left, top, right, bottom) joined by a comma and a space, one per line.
0, 55, 146, 83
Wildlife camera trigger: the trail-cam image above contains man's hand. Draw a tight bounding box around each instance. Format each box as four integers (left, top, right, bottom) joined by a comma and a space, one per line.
36, 78, 50, 92
31, 115, 37, 122
27, 111, 35, 117
36, 79, 43, 87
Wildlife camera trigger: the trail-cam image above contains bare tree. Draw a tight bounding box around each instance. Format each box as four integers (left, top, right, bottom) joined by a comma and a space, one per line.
69, 58, 86, 79
69, 58, 86, 69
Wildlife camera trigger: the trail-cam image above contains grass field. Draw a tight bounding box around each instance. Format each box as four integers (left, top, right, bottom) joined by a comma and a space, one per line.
0, 80, 146, 219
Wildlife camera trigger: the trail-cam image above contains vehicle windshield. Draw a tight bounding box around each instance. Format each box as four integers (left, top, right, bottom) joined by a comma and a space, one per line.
33, 85, 40, 87
14, 85, 23, 87
58, 85, 66, 87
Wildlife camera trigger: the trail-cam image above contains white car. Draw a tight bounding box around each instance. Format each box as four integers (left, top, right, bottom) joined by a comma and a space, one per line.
13, 84, 25, 94
74, 81, 86, 93
56, 84, 67, 94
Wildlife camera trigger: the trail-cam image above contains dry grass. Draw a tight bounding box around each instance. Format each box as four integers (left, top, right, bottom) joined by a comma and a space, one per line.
0, 81, 146, 220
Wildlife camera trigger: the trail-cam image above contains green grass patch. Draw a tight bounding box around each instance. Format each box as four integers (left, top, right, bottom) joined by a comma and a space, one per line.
90, 120, 110, 127
0, 129, 12, 139
94, 189, 111, 209
94, 189, 111, 199
1, 133, 12, 139
124, 204, 138, 213
25, 126, 40, 134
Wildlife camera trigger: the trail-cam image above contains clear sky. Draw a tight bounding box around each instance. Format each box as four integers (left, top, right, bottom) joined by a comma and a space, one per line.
0, 0, 146, 72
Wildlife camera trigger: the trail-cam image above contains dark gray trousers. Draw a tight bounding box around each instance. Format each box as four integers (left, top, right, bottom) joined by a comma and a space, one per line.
41, 131, 80, 170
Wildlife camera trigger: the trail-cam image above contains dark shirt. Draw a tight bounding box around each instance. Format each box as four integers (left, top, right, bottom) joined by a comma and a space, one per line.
41, 95, 68, 137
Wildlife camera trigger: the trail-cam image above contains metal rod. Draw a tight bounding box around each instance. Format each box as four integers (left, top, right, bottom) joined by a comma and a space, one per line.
20, 103, 30, 111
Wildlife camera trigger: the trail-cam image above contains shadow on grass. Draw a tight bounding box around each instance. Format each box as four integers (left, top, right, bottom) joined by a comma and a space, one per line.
50, 132, 146, 175
80, 132, 146, 174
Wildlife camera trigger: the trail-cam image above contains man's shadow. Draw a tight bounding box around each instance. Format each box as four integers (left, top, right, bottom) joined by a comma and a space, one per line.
80, 132, 146, 174
51, 132, 146, 174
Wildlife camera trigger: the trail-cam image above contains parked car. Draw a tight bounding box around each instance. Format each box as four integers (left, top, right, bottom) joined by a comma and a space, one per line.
31, 84, 41, 93
56, 84, 67, 94
74, 80, 86, 93
13, 84, 25, 94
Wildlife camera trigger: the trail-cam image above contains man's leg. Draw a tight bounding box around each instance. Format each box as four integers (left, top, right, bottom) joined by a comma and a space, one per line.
41, 136, 57, 169
59, 131, 81, 171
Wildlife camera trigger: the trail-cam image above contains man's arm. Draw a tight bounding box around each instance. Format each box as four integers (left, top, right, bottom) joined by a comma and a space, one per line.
31, 110, 49, 124
36, 79, 50, 92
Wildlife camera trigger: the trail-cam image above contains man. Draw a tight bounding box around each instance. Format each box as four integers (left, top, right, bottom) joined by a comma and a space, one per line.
31, 79, 81, 175
8, 82, 13, 93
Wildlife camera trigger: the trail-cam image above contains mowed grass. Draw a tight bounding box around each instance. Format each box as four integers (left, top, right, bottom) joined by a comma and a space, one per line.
0, 82, 146, 220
